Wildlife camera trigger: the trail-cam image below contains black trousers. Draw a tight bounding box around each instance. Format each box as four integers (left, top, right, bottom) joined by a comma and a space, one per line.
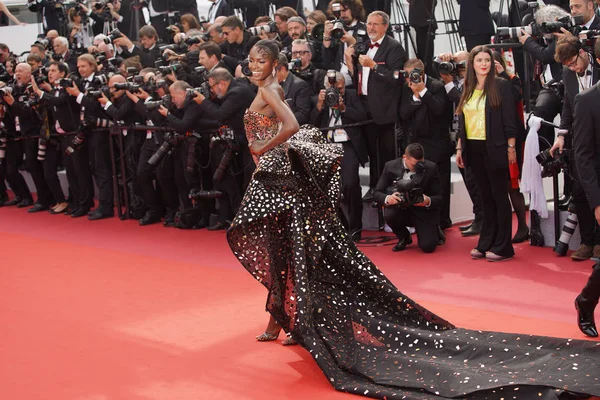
173, 139, 200, 210
23, 134, 54, 207
466, 140, 514, 257
211, 140, 241, 223
88, 129, 114, 211
340, 141, 363, 235
361, 109, 396, 188
458, 165, 483, 220
0, 160, 6, 200
579, 261, 600, 311
384, 206, 439, 253
65, 133, 94, 210
414, 26, 437, 77
572, 180, 600, 246
43, 138, 66, 204
4, 139, 31, 201
137, 136, 177, 217
464, 34, 492, 51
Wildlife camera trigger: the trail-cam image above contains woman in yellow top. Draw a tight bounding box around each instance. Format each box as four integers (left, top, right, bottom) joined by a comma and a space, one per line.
455, 46, 517, 262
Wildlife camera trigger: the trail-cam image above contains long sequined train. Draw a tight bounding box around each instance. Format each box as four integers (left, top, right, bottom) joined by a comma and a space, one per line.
226, 110, 600, 399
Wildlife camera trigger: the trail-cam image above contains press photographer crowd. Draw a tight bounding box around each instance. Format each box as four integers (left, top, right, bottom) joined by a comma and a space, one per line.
1, 0, 600, 270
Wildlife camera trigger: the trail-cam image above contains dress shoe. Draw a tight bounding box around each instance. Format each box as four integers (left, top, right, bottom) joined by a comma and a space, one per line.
591, 245, 600, 263
362, 188, 375, 203
486, 252, 513, 262
17, 198, 33, 208
88, 209, 114, 221
139, 212, 161, 226
392, 235, 412, 252
461, 220, 482, 237
511, 226, 530, 244
70, 208, 90, 218
575, 296, 598, 338
208, 221, 228, 231
459, 222, 473, 232
571, 244, 593, 261
437, 227, 446, 246
4, 197, 22, 207
470, 248, 485, 259
27, 203, 49, 213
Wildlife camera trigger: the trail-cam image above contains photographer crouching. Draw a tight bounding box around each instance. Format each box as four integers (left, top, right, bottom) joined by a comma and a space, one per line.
374, 143, 444, 253
191, 68, 256, 231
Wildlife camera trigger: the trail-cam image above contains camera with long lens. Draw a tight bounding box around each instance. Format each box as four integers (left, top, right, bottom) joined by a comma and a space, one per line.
37, 137, 47, 161
34, 66, 49, 86
104, 28, 122, 44
436, 60, 467, 75
386, 161, 427, 208
190, 81, 212, 98
158, 62, 184, 77
65, 131, 85, 155
24, 96, 40, 108
145, 93, 172, 110
536, 148, 569, 178
160, 43, 188, 55
496, 24, 539, 41
0, 86, 14, 96
408, 68, 423, 84
239, 59, 252, 77
540, 15, 584, 35
114, 82, 140, 93
209, 127, 236, 183
87, 86, 110, 99
0, 132, 7, 161
248, 21, 277, 36
184, 36, 203, 46
553, 202, 578, 256
324, 70, 341, 108
330, 3, 347, 40
148, 132, 178, 165
189, 187, 222, 200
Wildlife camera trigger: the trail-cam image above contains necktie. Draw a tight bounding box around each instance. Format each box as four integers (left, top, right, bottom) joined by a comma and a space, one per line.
369, 42, 379, 49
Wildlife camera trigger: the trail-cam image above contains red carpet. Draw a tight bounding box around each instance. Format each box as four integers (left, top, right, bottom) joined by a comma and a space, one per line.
1, 206, 598, 400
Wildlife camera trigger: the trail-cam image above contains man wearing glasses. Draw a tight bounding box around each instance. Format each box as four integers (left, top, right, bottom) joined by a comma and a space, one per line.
290, 39, 327, 97
551, 35, 600, 262
220, 16, 259, 74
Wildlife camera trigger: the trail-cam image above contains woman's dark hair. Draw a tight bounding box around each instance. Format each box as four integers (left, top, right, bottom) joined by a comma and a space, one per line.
492, 51, 507, 72
456, 45, 501, 114
253, 39, 280, 62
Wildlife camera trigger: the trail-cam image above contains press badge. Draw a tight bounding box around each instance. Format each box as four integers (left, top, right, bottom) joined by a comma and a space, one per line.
328, 128, 349, 143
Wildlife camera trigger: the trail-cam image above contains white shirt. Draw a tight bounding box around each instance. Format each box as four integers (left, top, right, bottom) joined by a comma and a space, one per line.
584, 14, 597, 29
76, 73, 96, 104
326, 108, 348, 142
361, 36, 384, 95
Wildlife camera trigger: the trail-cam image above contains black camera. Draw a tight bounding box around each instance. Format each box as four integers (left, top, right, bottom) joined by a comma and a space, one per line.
386, 161, 427, 208
148, 132, 180, 165
330, 3, 347, 40
540, 15, 584, 35
288, 58, 302, 74
87, 86, 110, 99
92, 74, 108, 87
354, 30, 369, 56
536, 148, 570, 178
194, 65, 209, 83
240, 59, 252, 77
248, 21, 277, 36
114, 82, 140, 93
437, 60, 467, 75
58, 78, 74, 88
158, 62, 184, 76
409, 68, 423, 84
104, 28, 122, 44
184, 36, 203, 46
189, 81, 211, 98
0, 86, 13, 96
324, 70, 341, 108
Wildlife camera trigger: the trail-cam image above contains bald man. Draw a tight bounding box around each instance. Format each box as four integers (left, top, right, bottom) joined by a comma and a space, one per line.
1, 63, 54, 211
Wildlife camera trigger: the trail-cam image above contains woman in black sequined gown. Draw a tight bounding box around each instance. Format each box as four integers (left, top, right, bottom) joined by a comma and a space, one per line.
227, 39, 600, 400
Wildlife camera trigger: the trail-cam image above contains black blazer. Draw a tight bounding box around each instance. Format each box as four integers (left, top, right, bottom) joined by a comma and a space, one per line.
457, 0, 495, 36
399, 76, 452, 163
197, 79, 254, 143
351, 35, 407, 124
124, 45, 163, 69
105, 95, 145, 126
281, 72, 312, 126
561, 65, 600, 132
40, 88, 81, 133
457, 77, 517, 170
309, 88, 369, 165
373, 158, 443, 224
409, 0, 437, 29
209, 0, 231, 20
573, 83, 600, 210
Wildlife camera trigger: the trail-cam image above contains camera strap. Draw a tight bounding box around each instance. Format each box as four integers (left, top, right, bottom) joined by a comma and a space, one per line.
327, 109, 348, 143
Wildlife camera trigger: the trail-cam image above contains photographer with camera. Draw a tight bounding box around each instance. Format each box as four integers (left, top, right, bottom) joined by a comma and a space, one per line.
321, 0, 366, 85
311, 70, 367, 241
198, 42, 229, 74
31, 61, 79, 215
2, 63, 54, 213
274, 6, 298, 49
65, 54, 113, 220
344, 11, 407, 202
374, 143, 444, 253
399, 58, 453, 232
192, 68, 255, 230
157, 80, 218, 226
113, 26, 163, 68
289, 39, 327, 97
219, 16, 258, 73
275, 53, 312, 125
549, 35, 600, 260
52, 36, 80, 77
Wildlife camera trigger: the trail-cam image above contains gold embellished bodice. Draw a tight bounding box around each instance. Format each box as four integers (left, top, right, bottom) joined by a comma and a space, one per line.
243, 109, 280, 145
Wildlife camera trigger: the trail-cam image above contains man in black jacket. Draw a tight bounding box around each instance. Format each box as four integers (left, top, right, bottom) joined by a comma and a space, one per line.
311, 70, 368, 241
374, 143, 444, 253
345, 11, 407, 201
114, 26, 163, 69
290, 39, 327, 96
219, 16, 258, 73
408, 0, 437, 76
3, 63, 54, 213
276, 53, 312, 125
399, 59, 453, 231
52, 37, 79, 78
552, 36, 600, 261
192, 68, 256, 230
457, 0, 494, 50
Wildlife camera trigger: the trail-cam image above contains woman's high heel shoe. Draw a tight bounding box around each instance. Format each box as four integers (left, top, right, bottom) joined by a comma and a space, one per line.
512, 228, 530, 244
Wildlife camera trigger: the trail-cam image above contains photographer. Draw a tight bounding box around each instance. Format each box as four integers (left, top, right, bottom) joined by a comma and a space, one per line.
113, 26, 163, 68
555, 36, 600, 260
344, 11, 407, 202
311, 70, 367, 241
374, 143, 444, 253
290, 39, 327, 96
274, 6, 298, 48
198, 42, 229, 74
192, 68, 255, 230
65, 54, 113, 220
458, 0, 494, 50
408, 0, 437, 76
52, 36, 79, 77
157, 80, 218, 225
399, 58, 453, 231
219, 16, 257, 72
274, 53, 311, 125
31, 62, 80, 215
2, 63, 54, 213
321, 0, 367, 86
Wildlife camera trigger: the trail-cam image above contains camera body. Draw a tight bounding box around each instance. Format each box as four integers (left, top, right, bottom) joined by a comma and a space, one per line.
324, 70, 341, 108
58, 78, 74, 88
353, 30, 369, 56
437, 60, 467, 75
104, 28, 122, 44
536, 148, 570, 178
386, 161, 427, 208
409, 68, 423, 84
248, 21, 277, 36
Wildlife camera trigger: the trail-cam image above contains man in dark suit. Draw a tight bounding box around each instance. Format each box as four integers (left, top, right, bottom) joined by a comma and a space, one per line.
276, 53, 312, 125
408, 0, 437, 76
51, 37, 79, 78
345, 11, 407, 202
192, 68, 255, 230
551, 35, 600, 261
457, 0, 495, 50
311, 70, 368, 241
399, 59, 453, 231
220, 16, 259, 73
207, 0, 230, 23
113, 26, 163, 69
374, 143, 444, 253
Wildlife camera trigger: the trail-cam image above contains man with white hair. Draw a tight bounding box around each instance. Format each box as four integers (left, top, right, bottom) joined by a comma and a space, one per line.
52, 36, 79, 76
